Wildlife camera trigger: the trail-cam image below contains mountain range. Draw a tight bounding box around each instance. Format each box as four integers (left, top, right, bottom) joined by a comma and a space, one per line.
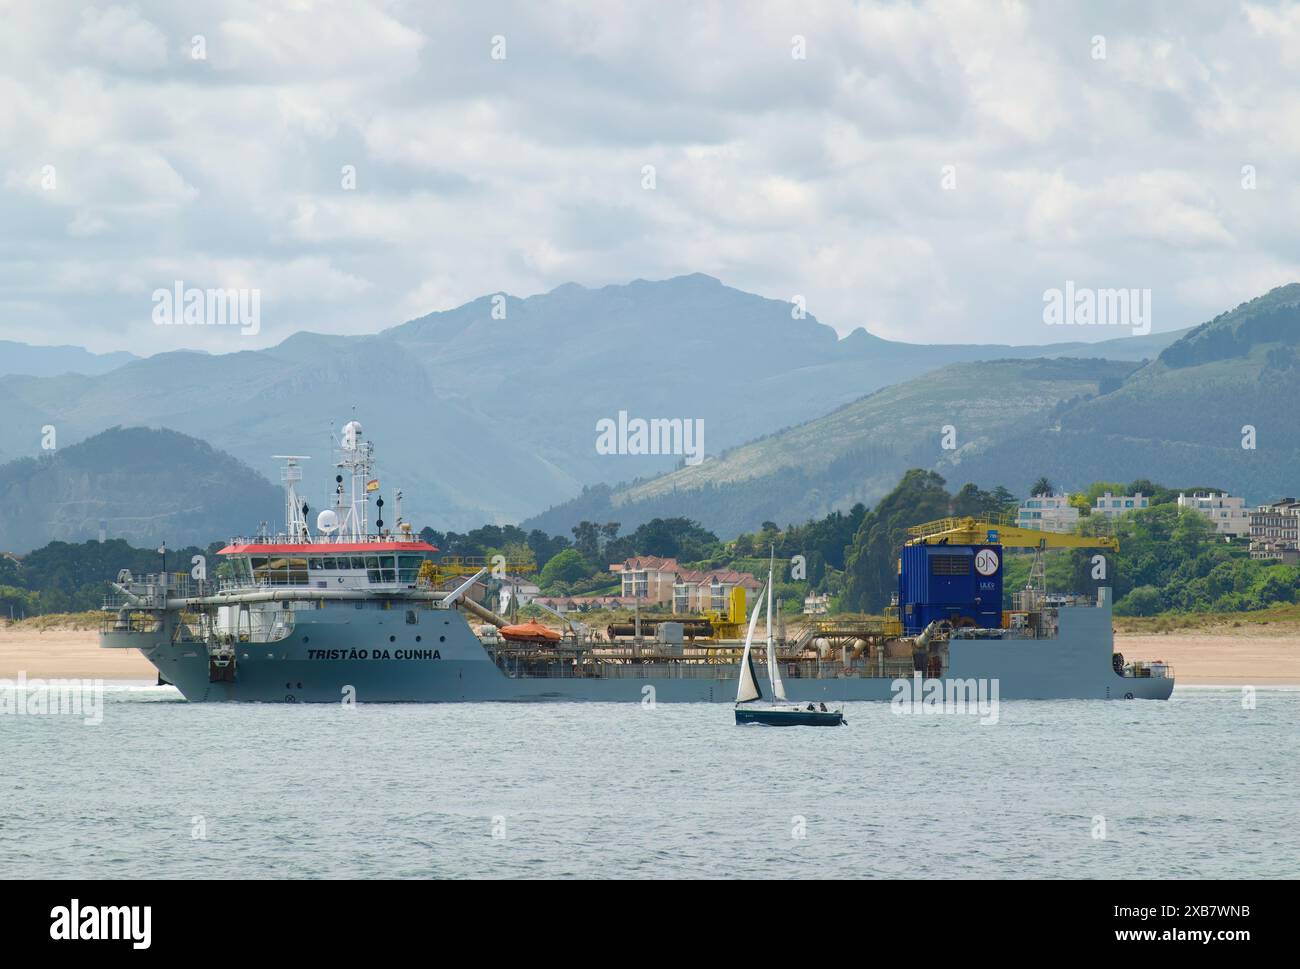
0, 274, 1188, 539
526, 284, 1300, 538
0, 340, 137, 378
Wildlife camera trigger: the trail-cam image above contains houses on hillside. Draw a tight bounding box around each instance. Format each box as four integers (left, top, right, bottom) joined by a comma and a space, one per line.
1010, 488, 1299, 563
609, 556, 761, 614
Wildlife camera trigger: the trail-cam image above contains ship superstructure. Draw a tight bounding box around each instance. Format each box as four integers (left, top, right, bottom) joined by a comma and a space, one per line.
100, 422, 1173, 702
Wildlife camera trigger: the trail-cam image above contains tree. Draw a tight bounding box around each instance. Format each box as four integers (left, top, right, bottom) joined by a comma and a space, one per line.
989, 486, 1018, 517
626, 518, 720, 562
538, 549, 591, 591
843, 469, 952, 612
952, 483, 1014, 519
526, 529, 570, 569
571, 521, 600, 562
1116, 585, 1162, 616
1030, 477, 1055, 497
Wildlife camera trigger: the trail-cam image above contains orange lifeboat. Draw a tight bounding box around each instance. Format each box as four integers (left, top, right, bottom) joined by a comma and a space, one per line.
499, 620, 562, 644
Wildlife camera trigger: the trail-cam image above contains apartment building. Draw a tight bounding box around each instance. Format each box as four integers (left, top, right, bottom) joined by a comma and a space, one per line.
1176, 492, 1250, 538
1249, 498, 1300, 562
1092, 492, 1151, 518
1016, 494, 1081, 533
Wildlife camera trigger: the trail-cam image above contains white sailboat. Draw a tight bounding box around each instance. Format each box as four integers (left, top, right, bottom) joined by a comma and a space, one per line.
734, 554, 845, 726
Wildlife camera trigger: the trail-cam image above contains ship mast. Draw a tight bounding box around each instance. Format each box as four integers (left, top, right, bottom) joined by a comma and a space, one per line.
334, 420, 374, 542
273, 455, 311, 542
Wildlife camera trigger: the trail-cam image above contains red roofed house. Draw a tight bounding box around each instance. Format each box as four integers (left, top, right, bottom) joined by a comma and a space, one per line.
609, 557, 760, 615
609, 556, 681, 604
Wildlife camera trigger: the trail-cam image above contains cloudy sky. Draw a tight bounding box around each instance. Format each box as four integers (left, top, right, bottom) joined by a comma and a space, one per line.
2, 0, 1299, 354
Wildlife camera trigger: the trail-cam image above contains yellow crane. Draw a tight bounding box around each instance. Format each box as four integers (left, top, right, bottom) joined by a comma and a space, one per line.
905, 516, 1119, 552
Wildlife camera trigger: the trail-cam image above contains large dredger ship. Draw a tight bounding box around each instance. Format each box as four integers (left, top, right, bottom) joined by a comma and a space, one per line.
100, 421, 1173, 702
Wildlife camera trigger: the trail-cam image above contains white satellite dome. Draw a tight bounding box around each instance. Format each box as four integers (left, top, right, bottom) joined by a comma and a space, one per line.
342, 420, 364, 448
316, 509, 339, 534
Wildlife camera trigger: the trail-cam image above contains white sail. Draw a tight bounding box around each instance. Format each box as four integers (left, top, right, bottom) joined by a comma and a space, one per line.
736, 581, 767, 704
765, 554, 787, 701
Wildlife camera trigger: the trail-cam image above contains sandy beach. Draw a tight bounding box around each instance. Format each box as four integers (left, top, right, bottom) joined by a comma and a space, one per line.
1, 623, 1296, 685
0, 626, 157, 680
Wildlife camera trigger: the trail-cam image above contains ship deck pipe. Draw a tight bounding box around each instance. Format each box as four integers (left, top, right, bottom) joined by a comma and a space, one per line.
457, 595, 511, 629
109, 583, 142, 604
161, 587, 514, 629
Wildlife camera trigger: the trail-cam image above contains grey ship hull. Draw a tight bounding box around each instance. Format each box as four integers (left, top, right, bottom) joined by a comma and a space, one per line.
102, 599, 1173, 703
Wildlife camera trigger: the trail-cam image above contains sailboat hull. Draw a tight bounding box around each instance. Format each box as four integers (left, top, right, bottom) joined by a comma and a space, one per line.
735, 706, 845, 726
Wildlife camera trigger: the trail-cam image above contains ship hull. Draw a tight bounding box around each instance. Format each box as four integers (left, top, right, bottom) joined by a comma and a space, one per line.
101, 600, 1173, 703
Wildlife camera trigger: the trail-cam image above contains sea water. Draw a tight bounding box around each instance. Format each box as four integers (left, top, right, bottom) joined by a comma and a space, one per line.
2, 685, 1296, 878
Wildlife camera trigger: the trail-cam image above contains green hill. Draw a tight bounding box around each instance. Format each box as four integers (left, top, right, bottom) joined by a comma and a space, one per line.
526, 357, 1138, 537
526, 284, 1300, 539
954, 284, 1300, 497
0, 427, 281, 553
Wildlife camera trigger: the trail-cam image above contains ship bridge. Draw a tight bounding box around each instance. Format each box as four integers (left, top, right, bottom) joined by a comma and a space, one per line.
216, 539, 439, 590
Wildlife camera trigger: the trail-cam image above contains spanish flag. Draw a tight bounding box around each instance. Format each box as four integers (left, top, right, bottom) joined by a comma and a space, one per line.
366, 479, 380, 493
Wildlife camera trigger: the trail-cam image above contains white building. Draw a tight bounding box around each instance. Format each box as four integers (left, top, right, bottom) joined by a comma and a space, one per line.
497, 575, 541, 613
803, 593, 830, 615
1016, 494, 1080, 533
1177, 492, 1249, 538
1092, 492, 1150, 518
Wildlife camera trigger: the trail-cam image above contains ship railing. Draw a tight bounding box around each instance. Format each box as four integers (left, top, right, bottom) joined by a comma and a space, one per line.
1010, 591, 1097, 612
1121, 663, 1173, 679
98, 612, 162, 634
492, 657, 936, 680
784, 660, 938, 680
103, 572, 217, 608
223, 533, 428, 547
494, 659, 732, 680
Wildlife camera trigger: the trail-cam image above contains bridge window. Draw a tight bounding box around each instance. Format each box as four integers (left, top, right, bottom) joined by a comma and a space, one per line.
398, 555, 424, 583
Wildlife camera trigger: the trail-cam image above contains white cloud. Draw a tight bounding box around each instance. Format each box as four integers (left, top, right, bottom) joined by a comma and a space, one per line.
0, 0, 1298, 353
75, 6, 168, 71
